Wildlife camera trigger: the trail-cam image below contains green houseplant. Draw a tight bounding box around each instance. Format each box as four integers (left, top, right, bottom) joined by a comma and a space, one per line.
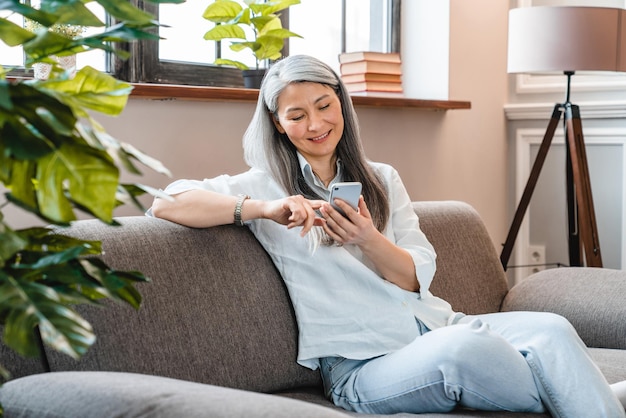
0, 0, 182, 408
202, 0, 302, 87
23, 19, 86, 80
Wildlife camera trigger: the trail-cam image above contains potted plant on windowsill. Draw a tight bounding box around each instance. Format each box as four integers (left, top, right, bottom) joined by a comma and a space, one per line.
0, 0, 181, 409
23, 19, 86, 79
202, 0, 302, 88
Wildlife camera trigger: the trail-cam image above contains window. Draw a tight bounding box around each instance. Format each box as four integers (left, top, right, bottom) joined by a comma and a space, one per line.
2, 0, 401, 88
290, 0, 401, 74
0, 0, 107, 77
117, 0, 401, 87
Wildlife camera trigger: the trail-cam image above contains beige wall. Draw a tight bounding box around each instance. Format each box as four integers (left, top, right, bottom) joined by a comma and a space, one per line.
5, 0, 512, 253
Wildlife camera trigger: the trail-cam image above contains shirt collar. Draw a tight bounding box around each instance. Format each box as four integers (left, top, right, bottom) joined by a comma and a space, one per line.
297, 152, 343, 191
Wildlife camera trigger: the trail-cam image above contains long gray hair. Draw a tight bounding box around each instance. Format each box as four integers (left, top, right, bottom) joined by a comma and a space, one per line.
243, 55, 389, 232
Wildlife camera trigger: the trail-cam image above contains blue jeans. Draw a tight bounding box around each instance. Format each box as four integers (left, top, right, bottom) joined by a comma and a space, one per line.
320, 312, 625, 417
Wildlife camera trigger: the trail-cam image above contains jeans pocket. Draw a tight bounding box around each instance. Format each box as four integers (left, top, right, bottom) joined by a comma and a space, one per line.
320, 357, 346, 398
320, 356, 368, 400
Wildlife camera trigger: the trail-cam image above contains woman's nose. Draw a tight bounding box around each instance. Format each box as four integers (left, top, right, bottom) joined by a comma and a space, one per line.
307, 112, 322, 131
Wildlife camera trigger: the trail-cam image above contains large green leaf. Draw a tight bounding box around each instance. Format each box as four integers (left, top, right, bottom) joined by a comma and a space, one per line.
202, 0, 243, 23
81, 23, 162, 44
250, 15, 278, 33
203, 23, 246, 41
17, 227, 102, 255
214, 58, 248, 70
262, 28, 302, 40
2, 160, 39, 213
0, 223, 27, 268
0, 17, 36, 47
12, 246, 86, 271
37, 66, 133, 117
77, 125, 140, 174
80, 258, 146, 309
1, 83, 75, 160
37, 0, 104, 27
0, 117, 55, 161
73, 119, 171, 179
23, 25, 160, 64
36, 143, 119, 223
93, 0, 156, 25
229, 40, 256, 54
0, 1, 57, 27
261, 0, 300, 16
252, 36, 283, 60
0, 80, 10, 111
120, 142, 171, 176
117, 183, 173, 212
0, 278, 95, 358
23, 30, 85, 62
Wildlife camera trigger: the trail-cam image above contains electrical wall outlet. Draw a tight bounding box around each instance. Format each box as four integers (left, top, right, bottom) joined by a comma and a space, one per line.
528, 244, 546, 275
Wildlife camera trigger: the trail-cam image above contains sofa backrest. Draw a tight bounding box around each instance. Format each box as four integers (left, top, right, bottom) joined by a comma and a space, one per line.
2, 200, 510, 391
43, 216, 322, 393
413, 201, 509, 314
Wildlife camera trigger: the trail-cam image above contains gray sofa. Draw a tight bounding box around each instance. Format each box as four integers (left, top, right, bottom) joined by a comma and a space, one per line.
1, 201, 625, 417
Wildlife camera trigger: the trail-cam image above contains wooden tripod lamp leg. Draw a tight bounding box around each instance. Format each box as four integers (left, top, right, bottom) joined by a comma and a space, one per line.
500, 104, 563, 270
564, 104, 603, 267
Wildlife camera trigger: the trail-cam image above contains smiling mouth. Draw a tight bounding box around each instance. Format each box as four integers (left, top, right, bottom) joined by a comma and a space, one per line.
310, 131, 330, 141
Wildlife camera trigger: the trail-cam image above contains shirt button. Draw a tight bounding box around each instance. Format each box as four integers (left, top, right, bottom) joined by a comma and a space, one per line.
402, 301, 408, 307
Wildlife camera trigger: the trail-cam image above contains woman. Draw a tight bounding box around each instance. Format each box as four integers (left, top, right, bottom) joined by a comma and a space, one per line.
151, 55, 626, 417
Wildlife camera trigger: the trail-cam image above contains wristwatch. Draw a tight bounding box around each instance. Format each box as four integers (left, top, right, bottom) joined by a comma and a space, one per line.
234, 194, 250, 226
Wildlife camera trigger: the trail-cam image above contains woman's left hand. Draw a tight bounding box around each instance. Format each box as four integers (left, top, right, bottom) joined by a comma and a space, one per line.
320, 196, 378, 246
322, 195, 420, 291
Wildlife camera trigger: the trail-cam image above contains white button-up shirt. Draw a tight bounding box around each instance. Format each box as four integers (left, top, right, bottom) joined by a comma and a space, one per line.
155, 158, 462, 370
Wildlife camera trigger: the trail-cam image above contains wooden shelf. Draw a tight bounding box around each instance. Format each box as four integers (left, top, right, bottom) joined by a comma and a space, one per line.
130, 83, 471, 110
6, 76, 471, 110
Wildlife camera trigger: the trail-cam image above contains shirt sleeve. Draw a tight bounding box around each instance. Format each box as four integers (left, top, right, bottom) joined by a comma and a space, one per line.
146, 169, 281, 224
144, 175, 239, 217
384, 166, 437, 293
159, 175, 240, 196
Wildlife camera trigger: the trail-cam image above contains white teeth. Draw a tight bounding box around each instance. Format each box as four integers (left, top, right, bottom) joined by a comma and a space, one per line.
311, 131, 329, 141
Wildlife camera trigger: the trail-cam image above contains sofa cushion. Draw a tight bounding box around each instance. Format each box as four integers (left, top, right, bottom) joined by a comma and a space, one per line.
502, 268, 626, 349
589, 348, 626, 384
44, 217, 321, 393
0, 371, 348, 418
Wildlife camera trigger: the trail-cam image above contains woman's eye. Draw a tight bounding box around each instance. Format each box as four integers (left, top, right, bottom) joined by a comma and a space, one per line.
291, 115, 304, 121
320, 104, 330, 110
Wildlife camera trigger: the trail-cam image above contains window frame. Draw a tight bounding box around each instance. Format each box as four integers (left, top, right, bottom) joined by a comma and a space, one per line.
113, 1, 244, 87
4, 0, 401, 87
115, 0, 401, 88
340, 0, 401, 54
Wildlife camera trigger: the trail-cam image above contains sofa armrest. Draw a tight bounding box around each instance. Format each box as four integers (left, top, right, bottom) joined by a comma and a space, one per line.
502, 267, 626, 349
0, 371, 350, 418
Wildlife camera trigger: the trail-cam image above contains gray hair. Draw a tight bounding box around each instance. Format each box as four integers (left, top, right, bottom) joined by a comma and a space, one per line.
242, 55, 389, 232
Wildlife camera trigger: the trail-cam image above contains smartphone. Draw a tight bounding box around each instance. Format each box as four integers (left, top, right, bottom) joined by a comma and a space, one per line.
329, 182, 362, 217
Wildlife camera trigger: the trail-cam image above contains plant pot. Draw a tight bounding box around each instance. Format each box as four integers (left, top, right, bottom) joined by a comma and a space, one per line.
242, 69, 267, 89
33, 55, 77, 80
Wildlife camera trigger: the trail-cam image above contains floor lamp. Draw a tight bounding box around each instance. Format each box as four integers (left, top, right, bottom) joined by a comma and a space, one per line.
501, 6, 626, 271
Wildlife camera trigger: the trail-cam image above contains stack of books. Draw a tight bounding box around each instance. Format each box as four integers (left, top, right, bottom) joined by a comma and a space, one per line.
339, 51, 403, 96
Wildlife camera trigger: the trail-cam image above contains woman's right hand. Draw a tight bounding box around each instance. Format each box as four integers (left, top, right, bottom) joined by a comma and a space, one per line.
261, 195, 326, 236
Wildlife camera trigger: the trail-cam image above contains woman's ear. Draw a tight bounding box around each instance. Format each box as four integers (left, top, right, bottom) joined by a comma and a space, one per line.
272, 114, 286, 134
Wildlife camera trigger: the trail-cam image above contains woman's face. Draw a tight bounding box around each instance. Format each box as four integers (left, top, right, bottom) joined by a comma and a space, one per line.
272, 82, 344, 164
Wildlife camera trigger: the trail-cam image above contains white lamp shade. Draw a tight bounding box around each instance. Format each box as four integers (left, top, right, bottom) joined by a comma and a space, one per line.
507, 6, 626, 74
